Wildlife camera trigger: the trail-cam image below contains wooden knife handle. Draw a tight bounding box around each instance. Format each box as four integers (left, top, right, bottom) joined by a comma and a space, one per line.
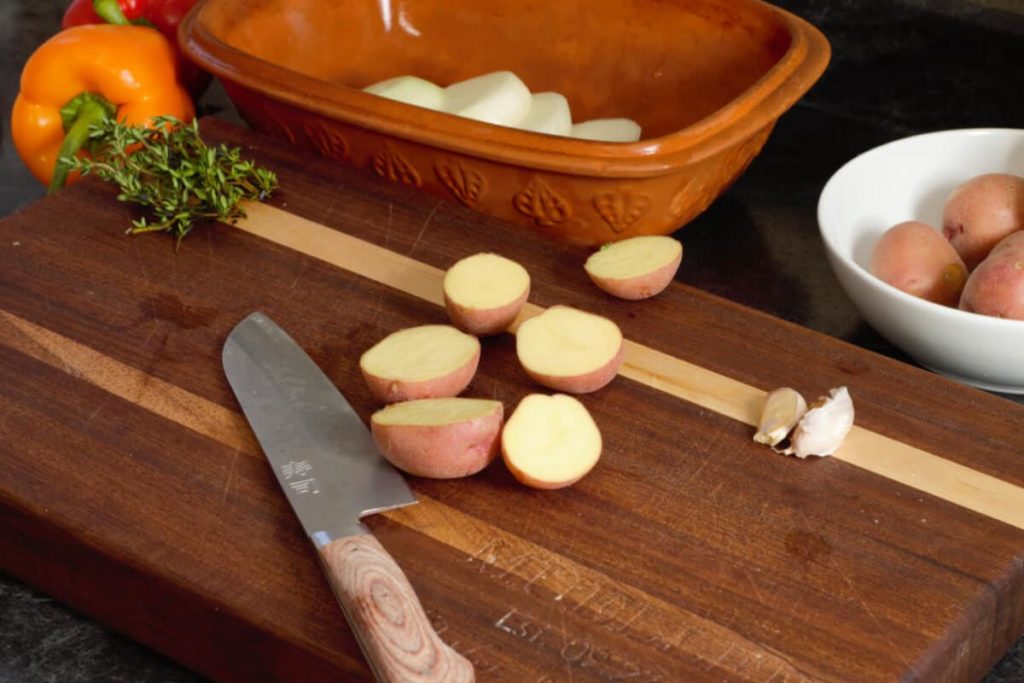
317, 532, 475, 683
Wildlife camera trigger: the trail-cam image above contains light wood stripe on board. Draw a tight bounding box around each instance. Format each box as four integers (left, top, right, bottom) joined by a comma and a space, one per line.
233, 200, 1024, 531
0, 309, 810, 681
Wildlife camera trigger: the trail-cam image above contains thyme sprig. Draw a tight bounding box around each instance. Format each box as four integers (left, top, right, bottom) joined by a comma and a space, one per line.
64, 116, 278, 244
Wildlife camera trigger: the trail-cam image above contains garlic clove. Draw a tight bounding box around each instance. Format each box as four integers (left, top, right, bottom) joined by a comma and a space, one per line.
783, 386, 855, 458
753, 387, 807, 447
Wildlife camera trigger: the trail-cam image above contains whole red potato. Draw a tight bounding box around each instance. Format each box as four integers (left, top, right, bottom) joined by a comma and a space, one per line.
870, 220, 968, 306
959, 231, 1024, 320
942, 173, 1024, 270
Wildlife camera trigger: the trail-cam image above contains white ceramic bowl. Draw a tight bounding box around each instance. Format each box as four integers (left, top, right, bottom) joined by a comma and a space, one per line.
818, 128, 1024, 394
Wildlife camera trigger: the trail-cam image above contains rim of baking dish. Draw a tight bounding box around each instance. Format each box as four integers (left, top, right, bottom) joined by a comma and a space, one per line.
180, 0, 830, 178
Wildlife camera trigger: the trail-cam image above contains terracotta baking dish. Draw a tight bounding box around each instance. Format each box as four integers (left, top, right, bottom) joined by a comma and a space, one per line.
180, 0, 829, 245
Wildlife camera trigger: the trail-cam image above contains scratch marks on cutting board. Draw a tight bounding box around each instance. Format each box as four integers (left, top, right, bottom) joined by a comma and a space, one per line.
407, 201, 442, 257
744, 571, 768, 607
84, 403, 105, 425
222, 448, 240, 505
289, 257, 310, 290
367, 287, 387, 334
131, 238, 152, 291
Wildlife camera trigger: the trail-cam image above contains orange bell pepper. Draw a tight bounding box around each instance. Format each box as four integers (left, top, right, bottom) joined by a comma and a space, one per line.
11, 24, 194, 193
61, 0, 210, 98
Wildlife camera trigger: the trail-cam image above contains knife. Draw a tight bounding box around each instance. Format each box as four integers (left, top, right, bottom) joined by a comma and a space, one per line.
222, 312, 474, 683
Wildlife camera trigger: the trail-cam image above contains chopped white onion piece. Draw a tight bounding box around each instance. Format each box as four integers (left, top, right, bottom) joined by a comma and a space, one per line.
363, 76, 446, 111
571, 118, 642, 143
518, 92, 572, 136
443, 71, 532, 127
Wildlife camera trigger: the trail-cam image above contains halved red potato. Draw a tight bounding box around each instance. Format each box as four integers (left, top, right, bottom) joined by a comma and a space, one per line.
584, 236, 683, 300
443, 252, 531, 335
516, 305, 624, 393
502, 393, 602, 489
371, 398, 504, 478
359, 325, 480, 403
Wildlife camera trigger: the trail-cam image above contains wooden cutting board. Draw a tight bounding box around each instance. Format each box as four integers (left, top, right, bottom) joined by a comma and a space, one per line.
2, 119, 1023, 683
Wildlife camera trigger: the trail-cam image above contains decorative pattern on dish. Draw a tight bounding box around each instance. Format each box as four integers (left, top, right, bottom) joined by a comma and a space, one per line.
303, 121, 349, 162
670, 175, 713, 220
254, 103, 297, 145
435, 160, 487, 208
593, 190, 651, 233
372, 144, 422, 187
514, 178, 571, 226
720, 126, 772, 184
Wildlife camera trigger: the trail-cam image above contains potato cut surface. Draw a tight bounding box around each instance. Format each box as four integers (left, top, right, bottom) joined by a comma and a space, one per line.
372, 398, 502, 426
517, 306, 622, 376
503, 394, 601, 484
444, 253, 530, 308
360, 325, 479, 381
585, 236, 683, 279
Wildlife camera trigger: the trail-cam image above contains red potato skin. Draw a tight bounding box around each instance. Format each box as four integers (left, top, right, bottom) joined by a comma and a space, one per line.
444, 286, 530, 336
521, 340, 625, 394
586, 251, 682, 300
959, 231, 1024, 320
869, 220, 968, 306
361, 349, 480, 403
942, 173, 1024, 270
501, 451, 593, 490
371, 405, 503, 478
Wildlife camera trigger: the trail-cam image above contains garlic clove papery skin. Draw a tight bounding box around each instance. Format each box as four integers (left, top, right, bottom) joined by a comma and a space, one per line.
754, 387, 807, 447
784, 386, 855, 458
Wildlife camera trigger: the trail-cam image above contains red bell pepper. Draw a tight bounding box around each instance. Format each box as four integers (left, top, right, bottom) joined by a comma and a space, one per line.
62, 0, 211, 98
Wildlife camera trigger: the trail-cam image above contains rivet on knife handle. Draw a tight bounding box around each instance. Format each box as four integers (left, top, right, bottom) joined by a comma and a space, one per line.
317, 529, 475, 683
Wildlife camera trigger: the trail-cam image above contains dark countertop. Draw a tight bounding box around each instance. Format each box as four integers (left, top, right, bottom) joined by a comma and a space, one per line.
1, 0, 1022, 680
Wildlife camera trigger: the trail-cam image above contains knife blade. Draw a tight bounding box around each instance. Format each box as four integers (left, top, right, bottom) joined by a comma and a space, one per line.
223, 311, 474, 683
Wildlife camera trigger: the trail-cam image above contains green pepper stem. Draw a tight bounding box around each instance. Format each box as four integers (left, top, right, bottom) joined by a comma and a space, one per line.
48, 98, 113, 195
92, 0, 130, 25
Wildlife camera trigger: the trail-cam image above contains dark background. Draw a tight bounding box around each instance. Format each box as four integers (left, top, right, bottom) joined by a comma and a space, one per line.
2, 0, 1023, 680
